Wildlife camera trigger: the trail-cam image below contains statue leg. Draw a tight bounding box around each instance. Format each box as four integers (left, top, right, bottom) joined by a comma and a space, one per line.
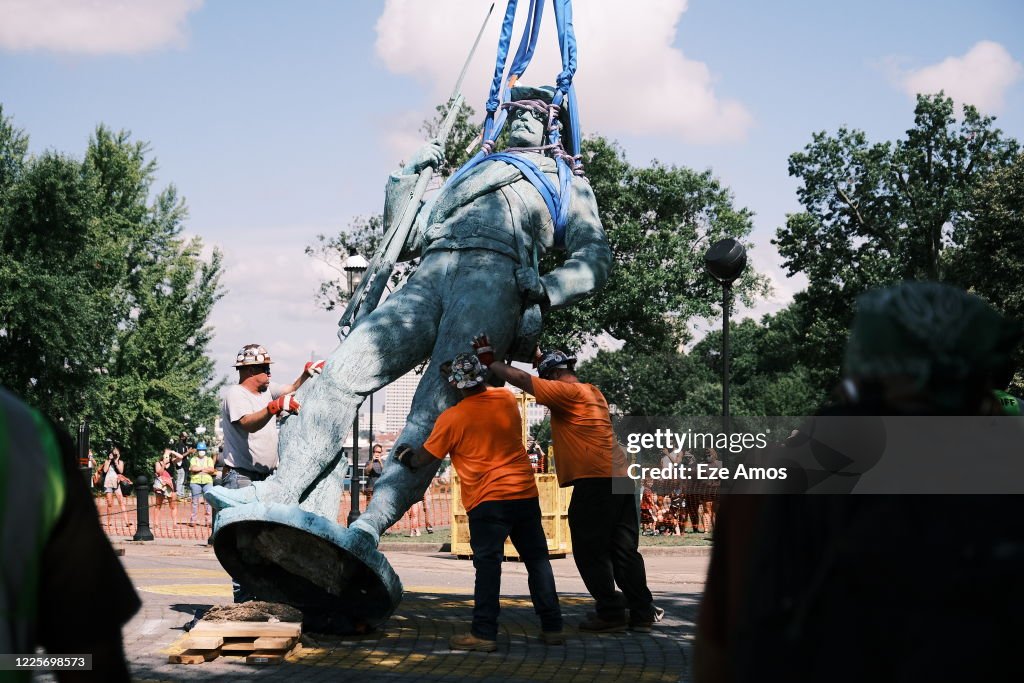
352, 249, 523, 541
223, 256, 451, 511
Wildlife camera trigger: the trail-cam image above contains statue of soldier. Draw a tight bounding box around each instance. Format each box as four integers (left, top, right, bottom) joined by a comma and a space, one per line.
209, 84, 611, 545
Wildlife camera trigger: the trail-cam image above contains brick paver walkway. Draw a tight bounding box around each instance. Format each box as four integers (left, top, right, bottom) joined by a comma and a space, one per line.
116, 541, 701, 682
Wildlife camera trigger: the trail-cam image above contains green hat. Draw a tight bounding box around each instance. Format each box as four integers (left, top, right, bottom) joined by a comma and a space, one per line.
844, 282, 1023, 409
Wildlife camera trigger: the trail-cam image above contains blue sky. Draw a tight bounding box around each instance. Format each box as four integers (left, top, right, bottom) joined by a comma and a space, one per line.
2, 0, 1022, 382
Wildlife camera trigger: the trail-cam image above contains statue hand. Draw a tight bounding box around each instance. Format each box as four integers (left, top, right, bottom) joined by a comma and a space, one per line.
404, 142, 445, 174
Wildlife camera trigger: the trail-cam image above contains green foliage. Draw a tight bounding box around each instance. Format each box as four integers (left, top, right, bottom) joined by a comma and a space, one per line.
0, 108, 223, 475
576, 347, 712, 415
774, 93, 1021, 396
542, 136, 768, 354
529, 415, 551, 449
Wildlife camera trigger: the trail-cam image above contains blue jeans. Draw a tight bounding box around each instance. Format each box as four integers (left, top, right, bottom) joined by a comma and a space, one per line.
190, 482, 212, 521
468, 497, 562, 640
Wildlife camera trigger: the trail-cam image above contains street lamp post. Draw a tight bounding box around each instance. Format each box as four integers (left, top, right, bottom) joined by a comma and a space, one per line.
343, 248, 369, 525
703, 238, 748, 429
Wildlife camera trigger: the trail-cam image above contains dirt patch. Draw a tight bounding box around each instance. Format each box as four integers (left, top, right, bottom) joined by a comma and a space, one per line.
201, 601, 303, 623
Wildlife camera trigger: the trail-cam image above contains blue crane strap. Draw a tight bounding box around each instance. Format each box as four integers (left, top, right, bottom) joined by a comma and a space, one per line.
444, 0, 581, 246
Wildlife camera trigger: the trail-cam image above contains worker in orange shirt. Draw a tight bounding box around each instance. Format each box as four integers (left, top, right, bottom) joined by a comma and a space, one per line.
395, 352, 564, 652
473, 334, 662, 633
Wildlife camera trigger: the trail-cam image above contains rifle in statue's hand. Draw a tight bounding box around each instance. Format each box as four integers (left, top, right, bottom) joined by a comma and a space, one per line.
338, 3, 494, 338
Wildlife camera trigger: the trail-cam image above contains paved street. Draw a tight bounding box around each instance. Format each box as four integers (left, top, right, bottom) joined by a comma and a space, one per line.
116, 539, 707, 682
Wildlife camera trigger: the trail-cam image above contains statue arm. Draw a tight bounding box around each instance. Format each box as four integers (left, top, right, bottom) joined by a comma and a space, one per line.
539, 179, 612, 309
384, 172, 427, 261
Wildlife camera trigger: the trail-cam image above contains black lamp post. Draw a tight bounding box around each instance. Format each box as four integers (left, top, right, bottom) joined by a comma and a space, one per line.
703, 238, 747, 427
343, 248, 369, 525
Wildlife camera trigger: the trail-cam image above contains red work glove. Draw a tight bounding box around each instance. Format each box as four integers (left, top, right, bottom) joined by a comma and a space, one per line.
305, 360, 326, 376
471, 333, 495, 367
267, 394, 300, 415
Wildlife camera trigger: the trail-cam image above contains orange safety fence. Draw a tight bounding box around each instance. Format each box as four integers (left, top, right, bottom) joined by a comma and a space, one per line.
96, 481, 455, 541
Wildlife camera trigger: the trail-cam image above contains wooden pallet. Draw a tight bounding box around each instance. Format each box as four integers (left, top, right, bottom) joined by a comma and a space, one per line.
168, 621, 302, 665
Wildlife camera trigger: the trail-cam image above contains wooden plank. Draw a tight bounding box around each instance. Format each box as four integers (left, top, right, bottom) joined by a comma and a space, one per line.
252, 636, 297, 650
168, 648, 221, 664
221, 639, 259, 652
246, 643, 300, 665
190, 621, 302, 638
181, 636, 224, 651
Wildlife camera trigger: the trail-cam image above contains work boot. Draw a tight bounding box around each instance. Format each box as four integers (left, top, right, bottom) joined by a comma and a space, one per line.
578, 612, 627, 633
449, 633, 497, 652
540, 629, 566, 645
629, 605, 666, 633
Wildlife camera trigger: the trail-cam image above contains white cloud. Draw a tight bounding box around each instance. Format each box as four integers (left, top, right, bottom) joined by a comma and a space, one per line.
374, 0, 752, 144
895, 41, 1023, 113
207, 230, 342, 383
0, 0, 203, 54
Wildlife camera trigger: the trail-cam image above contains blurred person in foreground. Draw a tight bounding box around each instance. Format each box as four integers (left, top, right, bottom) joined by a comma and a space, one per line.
693, 282, 1024, 683
0, 387, 140, 681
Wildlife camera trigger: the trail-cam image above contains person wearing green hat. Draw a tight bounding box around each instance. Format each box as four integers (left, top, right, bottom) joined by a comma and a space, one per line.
694, 282, 1024, 683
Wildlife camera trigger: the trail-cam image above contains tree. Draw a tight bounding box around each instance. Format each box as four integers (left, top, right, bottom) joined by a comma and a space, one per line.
952, 152, 1024, 392
542, 136, 768, 354
576, 347, 712, 416
0, 109, 224, 473
774, 93, 1020, 394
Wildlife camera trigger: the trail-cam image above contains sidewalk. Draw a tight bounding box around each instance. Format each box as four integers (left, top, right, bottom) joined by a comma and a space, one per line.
118, 541, 705, 682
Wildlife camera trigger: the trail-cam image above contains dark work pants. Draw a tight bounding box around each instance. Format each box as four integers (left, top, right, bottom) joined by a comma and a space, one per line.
467, 497, 563, 640
568, 478, 655, 621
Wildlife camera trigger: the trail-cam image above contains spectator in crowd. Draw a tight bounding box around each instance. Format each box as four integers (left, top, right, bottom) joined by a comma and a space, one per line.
420, 483, 435, 535
693, 282, 1024, 683
189, 442, 216, 527
1, 387, 141, 681
101, 446, 132, 532
213, 444, 225, 486
153, 450, 179, 529
680, 451, 706, 534
172, 431, 192, 501
364, 443, 385, 505
639, 480, 657, 536
395, 353, 564, 651
476, 336, 663, 633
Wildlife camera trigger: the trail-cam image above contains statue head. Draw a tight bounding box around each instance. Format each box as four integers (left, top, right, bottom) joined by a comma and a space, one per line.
506, 84, 561, 149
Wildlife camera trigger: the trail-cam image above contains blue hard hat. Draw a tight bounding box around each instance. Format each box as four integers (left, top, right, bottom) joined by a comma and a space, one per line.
196, 441, 208, 451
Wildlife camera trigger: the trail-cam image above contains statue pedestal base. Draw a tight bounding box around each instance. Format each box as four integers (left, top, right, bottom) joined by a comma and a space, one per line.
212, 503, 402, 634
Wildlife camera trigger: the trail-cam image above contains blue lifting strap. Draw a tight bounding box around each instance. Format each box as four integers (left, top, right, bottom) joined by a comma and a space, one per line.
441, 0, 581, 247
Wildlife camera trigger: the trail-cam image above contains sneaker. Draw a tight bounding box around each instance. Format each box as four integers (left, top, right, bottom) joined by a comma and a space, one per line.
540, 630, 566, 645
629, 606, 666, 632
578, 613, 627, 633
449, 633, 497, 652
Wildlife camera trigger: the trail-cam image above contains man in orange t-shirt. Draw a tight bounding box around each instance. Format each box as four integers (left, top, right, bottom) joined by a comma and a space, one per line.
395, 353, 564, 652
473, 335, 660, 634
